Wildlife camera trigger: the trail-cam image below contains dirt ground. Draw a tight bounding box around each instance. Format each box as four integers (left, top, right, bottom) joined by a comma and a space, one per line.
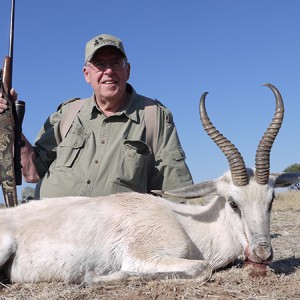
0, 191, 299, 300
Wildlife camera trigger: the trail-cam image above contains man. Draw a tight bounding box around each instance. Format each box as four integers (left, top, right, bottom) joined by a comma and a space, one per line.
0, 33, 193, 199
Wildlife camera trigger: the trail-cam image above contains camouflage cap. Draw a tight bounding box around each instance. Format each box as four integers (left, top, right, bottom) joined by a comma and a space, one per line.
85, 33, 127, 62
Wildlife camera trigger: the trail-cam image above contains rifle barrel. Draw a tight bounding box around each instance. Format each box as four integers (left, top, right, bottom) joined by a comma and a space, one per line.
9, 0, 15, 79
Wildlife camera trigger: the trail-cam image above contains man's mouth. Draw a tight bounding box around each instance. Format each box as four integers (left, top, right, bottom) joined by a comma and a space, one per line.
103, 80, 117, 84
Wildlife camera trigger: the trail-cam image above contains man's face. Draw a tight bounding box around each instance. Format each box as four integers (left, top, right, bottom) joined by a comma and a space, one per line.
83, 46, 130, 102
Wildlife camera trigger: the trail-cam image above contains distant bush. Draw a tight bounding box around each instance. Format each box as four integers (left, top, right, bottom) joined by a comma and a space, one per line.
284, 163, 300, 172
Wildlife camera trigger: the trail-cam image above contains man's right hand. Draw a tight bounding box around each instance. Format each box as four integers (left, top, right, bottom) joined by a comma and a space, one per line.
0, 89, 18, 113
0, 93, 8, 113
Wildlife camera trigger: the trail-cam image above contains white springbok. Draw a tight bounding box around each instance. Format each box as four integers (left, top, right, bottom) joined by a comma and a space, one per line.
0, 84, 298, 286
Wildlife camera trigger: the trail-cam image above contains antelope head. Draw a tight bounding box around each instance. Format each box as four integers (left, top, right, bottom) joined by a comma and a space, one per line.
156, 84, 293, 266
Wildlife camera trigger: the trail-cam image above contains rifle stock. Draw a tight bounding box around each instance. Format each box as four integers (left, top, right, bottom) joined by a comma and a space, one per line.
0, 56, 19, 206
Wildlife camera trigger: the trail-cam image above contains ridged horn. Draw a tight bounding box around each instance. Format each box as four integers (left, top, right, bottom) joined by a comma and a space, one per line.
255, 84, 284, 185
200, 92, 249, 186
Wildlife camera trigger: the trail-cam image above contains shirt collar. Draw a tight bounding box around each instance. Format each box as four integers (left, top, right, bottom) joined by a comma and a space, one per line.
81, 84, 139, 123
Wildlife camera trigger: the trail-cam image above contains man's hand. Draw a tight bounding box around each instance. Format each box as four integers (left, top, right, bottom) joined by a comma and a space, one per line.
0, 88, 18, 113
0, 93, 8, 113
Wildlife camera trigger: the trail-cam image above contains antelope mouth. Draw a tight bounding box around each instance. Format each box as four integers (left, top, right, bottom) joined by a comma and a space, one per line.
244, 257, 271, 265
243, 244, 273, 265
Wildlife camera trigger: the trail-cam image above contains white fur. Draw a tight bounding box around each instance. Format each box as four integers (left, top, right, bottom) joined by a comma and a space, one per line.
0, 169, 275, 285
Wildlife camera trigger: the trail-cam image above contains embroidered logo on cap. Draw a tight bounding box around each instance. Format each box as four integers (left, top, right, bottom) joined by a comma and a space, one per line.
93, 37, 117, 48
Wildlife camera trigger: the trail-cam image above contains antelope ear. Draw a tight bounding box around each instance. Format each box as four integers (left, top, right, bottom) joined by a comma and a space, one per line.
151, 180, 217, 199
271, 172, 300, 188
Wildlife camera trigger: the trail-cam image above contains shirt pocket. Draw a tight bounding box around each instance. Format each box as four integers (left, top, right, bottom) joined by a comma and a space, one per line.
55, 135, 85, 168
114, 140, 151, 192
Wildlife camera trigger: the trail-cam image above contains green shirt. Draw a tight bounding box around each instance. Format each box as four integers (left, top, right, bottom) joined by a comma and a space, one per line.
34, 85, 193, 198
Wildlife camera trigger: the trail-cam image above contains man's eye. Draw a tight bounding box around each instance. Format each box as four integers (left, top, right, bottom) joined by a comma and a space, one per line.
95, 62, 106, 69
111, 61, 121, 68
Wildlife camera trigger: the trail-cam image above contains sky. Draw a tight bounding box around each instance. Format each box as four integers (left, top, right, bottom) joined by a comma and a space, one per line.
0, 0, 299, 202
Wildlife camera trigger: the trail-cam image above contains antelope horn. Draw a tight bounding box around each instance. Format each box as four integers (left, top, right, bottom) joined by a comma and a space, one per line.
200, 92, 249, 186
255, 83, 284, 185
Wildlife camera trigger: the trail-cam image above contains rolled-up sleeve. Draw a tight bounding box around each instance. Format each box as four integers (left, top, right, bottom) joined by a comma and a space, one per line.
33, 110, 63, 178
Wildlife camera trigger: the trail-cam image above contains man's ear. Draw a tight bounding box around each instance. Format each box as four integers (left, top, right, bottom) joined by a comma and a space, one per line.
83, 66, 91, 84
126, 63, 131, 81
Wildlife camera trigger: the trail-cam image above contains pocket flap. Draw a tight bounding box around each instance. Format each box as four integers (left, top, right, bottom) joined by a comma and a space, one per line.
168, 147, 186, 161
60, 135, 85, 149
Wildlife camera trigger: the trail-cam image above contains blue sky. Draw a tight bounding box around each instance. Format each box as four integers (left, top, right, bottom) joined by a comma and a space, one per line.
0, 0, 299, 202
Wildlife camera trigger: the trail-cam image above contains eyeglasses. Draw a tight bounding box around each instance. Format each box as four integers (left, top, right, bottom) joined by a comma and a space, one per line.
86, 59, 127, 72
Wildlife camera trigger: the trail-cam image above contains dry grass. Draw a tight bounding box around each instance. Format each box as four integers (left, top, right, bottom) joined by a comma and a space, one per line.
0, 191, 299, 300
273, 189, 300, 211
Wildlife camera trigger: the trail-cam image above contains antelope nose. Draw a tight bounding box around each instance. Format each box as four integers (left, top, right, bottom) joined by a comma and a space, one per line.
254, 242, 273, 261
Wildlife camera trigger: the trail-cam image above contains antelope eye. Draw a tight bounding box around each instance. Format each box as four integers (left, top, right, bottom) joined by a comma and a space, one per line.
229, 201, 239, 212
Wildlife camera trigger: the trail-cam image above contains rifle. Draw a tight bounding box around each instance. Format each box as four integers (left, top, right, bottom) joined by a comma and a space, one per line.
0, 0, 25, 207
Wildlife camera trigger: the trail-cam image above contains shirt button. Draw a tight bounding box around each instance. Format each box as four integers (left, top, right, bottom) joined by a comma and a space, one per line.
101, 140, 105, 144
95, 160, 99, 164
87, 180, 91, 184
